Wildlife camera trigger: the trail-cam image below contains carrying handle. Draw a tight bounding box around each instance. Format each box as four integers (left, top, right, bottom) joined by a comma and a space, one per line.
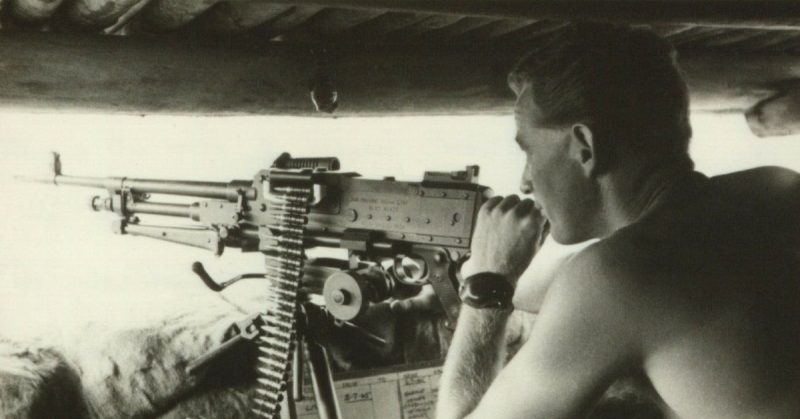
272, 153, 340, 171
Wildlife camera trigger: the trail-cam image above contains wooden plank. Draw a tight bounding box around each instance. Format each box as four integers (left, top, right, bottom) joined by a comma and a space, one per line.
290, 7, 385, 39
382, 14, 461, 40
179, 2, 291, 34
0, 32, 798, 122
139, 0, 219, 31
0, 33, 314, 114
9, 0, 67, 22
254, 5, 323, 38
271, 0, 800, 30
65, 0, 141, 28
331, 11, 429, 43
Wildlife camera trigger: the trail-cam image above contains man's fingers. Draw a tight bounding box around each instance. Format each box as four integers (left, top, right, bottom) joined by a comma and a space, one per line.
497, 195, 521, 212
482, 196, 504, 212
515, 198, 535, 215
389, 286, 442, 314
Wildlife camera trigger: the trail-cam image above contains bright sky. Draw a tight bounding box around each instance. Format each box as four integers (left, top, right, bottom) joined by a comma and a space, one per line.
0, 111, 798, 341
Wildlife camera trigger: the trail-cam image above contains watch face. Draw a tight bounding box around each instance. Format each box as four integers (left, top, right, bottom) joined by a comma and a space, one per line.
459, 273, 513, 309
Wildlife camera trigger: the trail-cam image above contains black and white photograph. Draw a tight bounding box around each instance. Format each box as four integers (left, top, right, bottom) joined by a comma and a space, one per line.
0, 2, 799, 418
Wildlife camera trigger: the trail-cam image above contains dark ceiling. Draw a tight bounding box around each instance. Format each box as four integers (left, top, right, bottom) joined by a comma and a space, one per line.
3, 1, 800, 53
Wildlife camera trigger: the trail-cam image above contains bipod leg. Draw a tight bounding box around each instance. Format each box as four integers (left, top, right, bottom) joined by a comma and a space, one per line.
279, 381, 297, 419
280, 307, 306, 419
293, 301, 341, 419
292, 331, 305, 402
305, 329, 341, 419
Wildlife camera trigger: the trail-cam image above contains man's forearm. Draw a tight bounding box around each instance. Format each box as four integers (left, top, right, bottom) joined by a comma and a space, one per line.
436, 306, 513, 419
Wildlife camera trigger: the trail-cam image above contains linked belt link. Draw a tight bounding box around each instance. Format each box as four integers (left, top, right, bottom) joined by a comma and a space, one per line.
252, 185, 311, 419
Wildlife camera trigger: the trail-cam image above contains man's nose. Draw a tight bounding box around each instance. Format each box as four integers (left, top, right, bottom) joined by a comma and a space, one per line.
520, 174, 533, 195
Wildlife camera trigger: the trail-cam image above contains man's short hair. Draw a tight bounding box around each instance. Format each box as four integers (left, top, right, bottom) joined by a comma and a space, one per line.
509, 23, 693, 170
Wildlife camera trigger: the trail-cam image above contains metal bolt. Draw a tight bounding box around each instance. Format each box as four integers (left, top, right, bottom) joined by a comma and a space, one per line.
425, 218, 431, 224
331, 290, 348, 305
386, 215, 392, 221
464, 193, 470, 199
367, 214, 373, 220
405, 217, 411, 223
260, 203, 267, 212
419, 190, 425, 196
455, 238, 462, 244
427, 236, 434, 242
440, 192, 447, 197
347, 209, 358, 222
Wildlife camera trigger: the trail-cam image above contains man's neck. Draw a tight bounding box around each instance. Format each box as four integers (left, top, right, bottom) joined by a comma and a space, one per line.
596, 163, 694, 237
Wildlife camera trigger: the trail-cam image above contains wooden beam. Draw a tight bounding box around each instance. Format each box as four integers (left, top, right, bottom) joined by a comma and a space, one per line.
9, 0, 67, 22
65, 0, 141, 28
185, 3, 291, 34
268, 0, 800, 30
0, 33, 314, 115
0, 32, 799, 124
139, 0, 219, 31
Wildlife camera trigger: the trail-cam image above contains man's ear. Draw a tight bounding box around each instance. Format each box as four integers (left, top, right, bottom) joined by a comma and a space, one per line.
569, 123, 600, 177
507, 73, 526, 97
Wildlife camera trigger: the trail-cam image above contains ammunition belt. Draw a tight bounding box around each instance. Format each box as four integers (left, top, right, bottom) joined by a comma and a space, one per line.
252, 185, 311, 419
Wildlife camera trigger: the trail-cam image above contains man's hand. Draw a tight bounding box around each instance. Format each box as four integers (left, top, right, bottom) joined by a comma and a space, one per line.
389, 285, 442, 314
462, 195, 548, 286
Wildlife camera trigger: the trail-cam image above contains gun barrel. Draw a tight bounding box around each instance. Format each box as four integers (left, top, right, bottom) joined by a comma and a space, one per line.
55, 175, 256, 201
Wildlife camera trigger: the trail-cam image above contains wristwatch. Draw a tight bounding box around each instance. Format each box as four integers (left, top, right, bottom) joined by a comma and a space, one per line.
459, 272, 514, 310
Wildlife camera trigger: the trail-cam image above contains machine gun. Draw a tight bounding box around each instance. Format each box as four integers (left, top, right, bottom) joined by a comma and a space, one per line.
23, 152, 490, 419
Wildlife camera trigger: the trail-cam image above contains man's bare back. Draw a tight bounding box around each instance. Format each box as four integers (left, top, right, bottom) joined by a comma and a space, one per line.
585, 167, 800, 418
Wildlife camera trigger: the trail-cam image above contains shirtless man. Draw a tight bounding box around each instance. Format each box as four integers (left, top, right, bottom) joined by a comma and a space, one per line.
436, 23, 800, 419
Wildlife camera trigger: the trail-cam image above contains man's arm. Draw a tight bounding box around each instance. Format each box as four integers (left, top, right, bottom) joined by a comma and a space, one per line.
438, 238, 643, 419
437, 305, 513, 419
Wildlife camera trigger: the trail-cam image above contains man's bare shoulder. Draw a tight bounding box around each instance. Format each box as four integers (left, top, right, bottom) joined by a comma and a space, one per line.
559, 223, 668, 283
709, 166, 798, 214
546, 166, 800, 307
711, 166, 800, 198
549, 237, 658, 312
